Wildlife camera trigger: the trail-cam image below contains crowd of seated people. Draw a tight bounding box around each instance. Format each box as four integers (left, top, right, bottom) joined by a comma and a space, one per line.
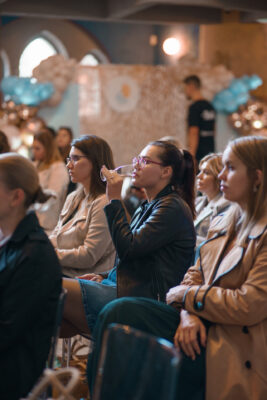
88, 135, 267, 400
61, 140, 196, 338
0, 128, 266, 400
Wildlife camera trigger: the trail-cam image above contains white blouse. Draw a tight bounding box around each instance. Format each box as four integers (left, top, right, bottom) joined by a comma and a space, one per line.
35, 161, 69, 235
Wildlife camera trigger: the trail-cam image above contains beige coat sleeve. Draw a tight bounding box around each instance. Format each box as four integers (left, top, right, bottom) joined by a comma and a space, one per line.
184, 235, 267, 326
180, 260, 203, 286
55, 195, 114, 270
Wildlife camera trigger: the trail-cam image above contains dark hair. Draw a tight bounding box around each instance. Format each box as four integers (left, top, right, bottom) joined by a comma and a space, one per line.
0, 131, 10, 153
183, 75, 201, 89
58, 126, 73, 140
71, 135, 115, 198
44, 126, 57, 137
150, 140, 196, 218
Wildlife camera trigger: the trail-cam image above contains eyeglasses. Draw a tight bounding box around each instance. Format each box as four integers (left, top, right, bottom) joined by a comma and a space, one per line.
66, 155, 88, 164
132, 156, 164, 169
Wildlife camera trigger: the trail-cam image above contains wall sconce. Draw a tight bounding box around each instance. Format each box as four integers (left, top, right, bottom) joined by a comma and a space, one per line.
149, 35, 158, 46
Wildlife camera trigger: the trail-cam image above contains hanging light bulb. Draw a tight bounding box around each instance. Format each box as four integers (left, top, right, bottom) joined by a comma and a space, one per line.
162, 38, 181, 56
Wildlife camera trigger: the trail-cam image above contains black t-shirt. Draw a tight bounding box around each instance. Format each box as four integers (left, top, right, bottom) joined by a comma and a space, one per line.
188, 99, 216, 162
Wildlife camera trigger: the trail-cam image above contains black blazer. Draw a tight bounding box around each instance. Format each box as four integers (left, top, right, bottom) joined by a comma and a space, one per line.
0, 212, 62, 400
104, 185, 196, 301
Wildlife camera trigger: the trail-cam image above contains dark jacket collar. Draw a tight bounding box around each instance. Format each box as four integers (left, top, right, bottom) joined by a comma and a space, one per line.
9, 211, 44, 244
142, 184, 175, 209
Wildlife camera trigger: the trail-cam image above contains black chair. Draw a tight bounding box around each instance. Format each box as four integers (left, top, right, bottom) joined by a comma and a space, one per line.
93, 324, 181, 400
47, 288, 67, 369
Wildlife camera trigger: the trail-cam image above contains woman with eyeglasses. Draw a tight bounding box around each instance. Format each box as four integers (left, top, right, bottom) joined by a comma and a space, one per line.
61, 140, 196, 339
49, 135, 116, 278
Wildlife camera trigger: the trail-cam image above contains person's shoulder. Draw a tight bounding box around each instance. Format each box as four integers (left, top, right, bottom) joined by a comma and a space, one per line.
91, 193, 109, 208
193, 99, 214, 109
25, 230, 61, 271
65, 187, 83, 203
155, 192, 187, 211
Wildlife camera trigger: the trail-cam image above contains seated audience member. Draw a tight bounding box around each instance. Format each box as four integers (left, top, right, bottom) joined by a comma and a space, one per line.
88, 135, 267, 400
195, 153, 230, 246
49, 135, 116, 278
0, 153, 62, 400
61, 140, 196, 338
56, 126, 73, 161
32, 130, 69, 234
0, 130, 10, 153
56, 126, 77, 194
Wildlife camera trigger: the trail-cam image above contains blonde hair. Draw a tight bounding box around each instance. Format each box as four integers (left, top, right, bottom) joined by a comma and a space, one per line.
34, 130, 62, 171
215, 136, 267, 245
0, 153, 50, 208
199, 153, 223, 192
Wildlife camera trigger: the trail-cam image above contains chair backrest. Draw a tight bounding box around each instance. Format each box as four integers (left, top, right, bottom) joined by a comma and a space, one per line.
25, 367, 80, 400
93, 323, 180, 400
47, 288, 67, 369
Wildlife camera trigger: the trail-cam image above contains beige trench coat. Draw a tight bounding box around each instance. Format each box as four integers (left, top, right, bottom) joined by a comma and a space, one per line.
182, 214, 267, 400
50, 189, 115, 277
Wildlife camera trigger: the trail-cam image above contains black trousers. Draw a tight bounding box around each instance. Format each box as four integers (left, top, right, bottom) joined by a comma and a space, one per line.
87, 297, 206, 400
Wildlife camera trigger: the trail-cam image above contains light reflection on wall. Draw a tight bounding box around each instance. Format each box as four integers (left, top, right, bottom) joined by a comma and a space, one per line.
78, 67, 101, 118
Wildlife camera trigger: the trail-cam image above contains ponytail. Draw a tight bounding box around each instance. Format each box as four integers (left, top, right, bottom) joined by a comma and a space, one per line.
30, 186, 54, 208
149, 141, 196, 218
177, 150, 196, 218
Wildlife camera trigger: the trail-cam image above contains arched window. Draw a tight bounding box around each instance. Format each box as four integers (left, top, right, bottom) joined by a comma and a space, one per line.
80, 53, 100, 66
80, 49, 109, 66
19, 36, 58, 77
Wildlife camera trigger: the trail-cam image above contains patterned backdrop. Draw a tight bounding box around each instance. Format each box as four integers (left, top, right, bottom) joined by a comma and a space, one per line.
77, 64, 187, 165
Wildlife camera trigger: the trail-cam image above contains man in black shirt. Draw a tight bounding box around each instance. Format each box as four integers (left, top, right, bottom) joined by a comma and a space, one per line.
184, 75, 216, 164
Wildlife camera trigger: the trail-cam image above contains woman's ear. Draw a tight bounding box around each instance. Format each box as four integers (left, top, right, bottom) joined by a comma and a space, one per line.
255, 169, 263, 187
161, 165, 173, 180
10, 188, 26, 208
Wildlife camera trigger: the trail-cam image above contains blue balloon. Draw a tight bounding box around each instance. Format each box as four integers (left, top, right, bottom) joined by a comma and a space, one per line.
212, 98, 226, 112
216, 89, 234, 104
229, 79, 248, 95
20, 90, 40, 106
236, 92, 249, 106
248, 75, 263, 90
13, 78, 32, 97
1, 76, 19, 95
225, 101, 238, 113
38, 82, 54, 101
212, 73, 262, 114
240, 75, 251, 90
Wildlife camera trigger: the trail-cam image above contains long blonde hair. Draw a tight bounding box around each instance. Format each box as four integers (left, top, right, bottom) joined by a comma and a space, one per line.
34, 130, 62, 171
0, 153, 50, 208
216, 136, 267, 245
